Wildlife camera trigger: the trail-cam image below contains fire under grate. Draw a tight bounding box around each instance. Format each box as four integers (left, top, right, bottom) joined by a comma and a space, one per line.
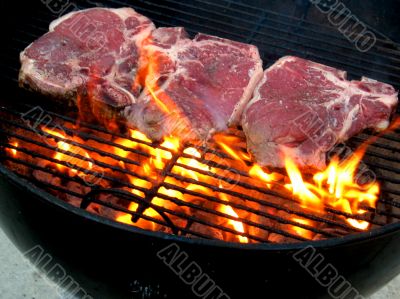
1, 104, 399, 244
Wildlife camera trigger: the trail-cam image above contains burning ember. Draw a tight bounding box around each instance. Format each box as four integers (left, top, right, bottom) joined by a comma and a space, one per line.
219, 137, 381, 236
283, 153, 379, 230
3, 114, 389, 244
8, 141, 19, 157
42, 128, 94, 176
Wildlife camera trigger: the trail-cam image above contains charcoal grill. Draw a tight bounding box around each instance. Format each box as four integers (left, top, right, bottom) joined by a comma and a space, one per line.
1, 0, 400, 298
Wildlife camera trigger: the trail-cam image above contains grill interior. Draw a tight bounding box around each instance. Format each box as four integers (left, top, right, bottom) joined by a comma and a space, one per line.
0, 0, 400, 244
1, 102, 400, 244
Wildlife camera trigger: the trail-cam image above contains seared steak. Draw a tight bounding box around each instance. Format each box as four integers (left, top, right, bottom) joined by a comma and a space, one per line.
242, 56, 398, 169
19, 7, 155, 128
125, 27, 263, 141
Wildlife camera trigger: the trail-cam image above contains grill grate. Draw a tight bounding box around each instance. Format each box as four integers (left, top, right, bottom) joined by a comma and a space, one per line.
1, 104, 399, 243
1, 0, 400, 243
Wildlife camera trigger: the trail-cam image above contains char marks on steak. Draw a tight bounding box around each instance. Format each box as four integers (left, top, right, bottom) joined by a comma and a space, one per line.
125, 27, 263, 141
242, 56, 398, 169
19, 7, 155, 129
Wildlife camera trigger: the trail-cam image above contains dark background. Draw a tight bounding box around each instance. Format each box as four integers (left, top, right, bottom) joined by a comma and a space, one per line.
2, 0, 399, 40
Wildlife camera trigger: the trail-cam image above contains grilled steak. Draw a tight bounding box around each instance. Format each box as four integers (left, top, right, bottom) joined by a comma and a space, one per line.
125, 27, 263, 141
19, 7, 155, 128
242, 56, 398, 169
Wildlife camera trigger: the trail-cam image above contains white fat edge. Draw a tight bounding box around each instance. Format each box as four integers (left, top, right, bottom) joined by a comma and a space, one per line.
337, 104, 360, 139
19, 48, 34, 68
133, 24, 156, 48
194, 37, 256, 57
49, 9, 82, 31
142, 32, 189, 63
306, 63, 397, 139
112, 7, 139, 20
375, 120, 390, 131
138, 35, 193, 90
317, 66, 397, 109
374, 93, 399, 108
272, 56, 298, 69
246, 71, 267, 105
229, 60, 264, 126
243, 70, 267, 115
241, 71, 268, 135
49, 7, 136, 31
19, 56, 38, 82
360, 77, 398, 108
107, 80, 137, 105
118, 8, 156, 48
19, 41, 35, 62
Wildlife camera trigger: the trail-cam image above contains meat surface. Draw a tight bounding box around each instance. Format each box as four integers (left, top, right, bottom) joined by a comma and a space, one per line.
125, 27, 263, 141
19, 7, 155, 128
242, 56, 398, 169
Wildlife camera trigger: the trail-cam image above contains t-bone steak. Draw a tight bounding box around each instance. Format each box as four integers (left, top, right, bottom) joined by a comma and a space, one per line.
242, 56, 398, 169
19, 7, 155, 129
124, 27, 263, 141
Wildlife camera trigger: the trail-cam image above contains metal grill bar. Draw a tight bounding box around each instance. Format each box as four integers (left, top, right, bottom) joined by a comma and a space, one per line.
0, 139, 148, 193
6, 104, 400, 199
3, 134, 391, 230
9, 103, 400, 179
124, 0, 400, 72
0, 130, 344, 237
0, 122, 152, 183
2, 104, 400, 243
12, 103, 400, 200
19, 105, 400, 174
203, 0, 397, 44
163, 172, 385, 227
2, 153, 305, 243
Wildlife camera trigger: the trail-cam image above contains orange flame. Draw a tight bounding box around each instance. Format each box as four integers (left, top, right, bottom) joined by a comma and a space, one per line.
137, 40, 194, 139
6, 108, 389, 243
115, 132, 181, 228
291, 217, 314, 240
284, 148, 379, 230
147, 84, 170, 114
219, 190, 248, 243
249, 165, 283, 188
42, 127, 94, 175
114, 129, 152, 158
214, 134, 251, 165
284, 158, 324, 213
173, 147, 211, 181
9, 141, 18, 156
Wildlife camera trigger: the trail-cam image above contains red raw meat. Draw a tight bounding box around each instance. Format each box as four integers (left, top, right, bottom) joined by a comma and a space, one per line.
125, 27, 263, 141
19, 7, 155, 128
242, 56, 398, 169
